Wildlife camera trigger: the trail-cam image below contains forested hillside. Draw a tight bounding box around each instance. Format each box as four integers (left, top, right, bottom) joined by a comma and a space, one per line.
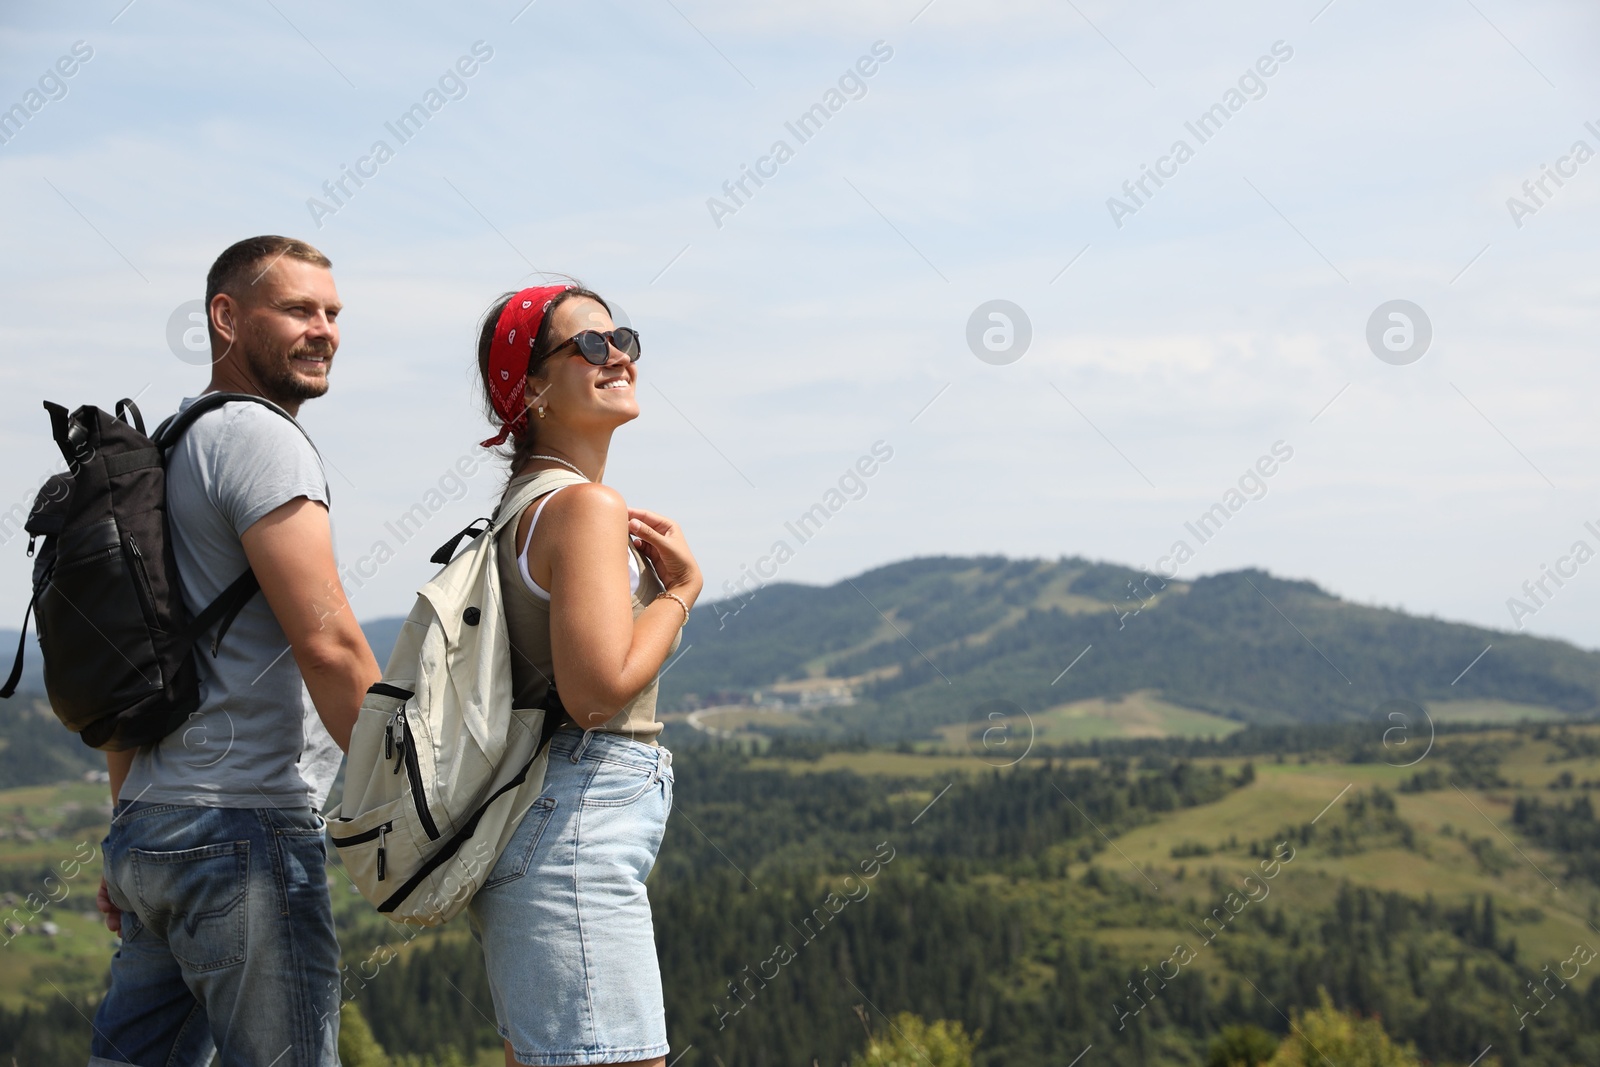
0, 708, 1596, 1063
649, 556, 1600, 740
344, 724, 1600, 1066
1, 552, 1598, 1064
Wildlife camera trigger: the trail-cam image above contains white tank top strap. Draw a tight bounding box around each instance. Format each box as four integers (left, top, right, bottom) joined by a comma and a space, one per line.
516, 484, 642, 601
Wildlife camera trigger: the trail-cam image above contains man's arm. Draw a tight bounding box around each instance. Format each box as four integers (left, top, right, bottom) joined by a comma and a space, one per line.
240, 496, 381, 751
106, 749, 135, 803
98, 749, 136, 932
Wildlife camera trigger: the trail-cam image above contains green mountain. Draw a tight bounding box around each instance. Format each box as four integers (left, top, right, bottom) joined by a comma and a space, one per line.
656, 555, 1600, 740
18, 554, 1599, 759
0, 698, 101, 786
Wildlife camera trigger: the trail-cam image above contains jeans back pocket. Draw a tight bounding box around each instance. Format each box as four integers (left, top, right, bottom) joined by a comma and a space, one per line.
130, 840, 249, 972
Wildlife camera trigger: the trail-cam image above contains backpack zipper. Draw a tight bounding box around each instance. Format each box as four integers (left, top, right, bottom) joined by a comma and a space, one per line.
328, 820, 392, 845
395, 709, 440, 840
328, 820, 394, 881
124, 535, 158, 627
390, 712, 404, 773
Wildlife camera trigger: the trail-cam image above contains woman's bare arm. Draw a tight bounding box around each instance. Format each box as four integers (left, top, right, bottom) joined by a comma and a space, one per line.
536, 483, 689, 728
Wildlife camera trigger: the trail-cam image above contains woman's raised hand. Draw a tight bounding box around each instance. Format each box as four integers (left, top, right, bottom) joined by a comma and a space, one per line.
626, 507, 702, 605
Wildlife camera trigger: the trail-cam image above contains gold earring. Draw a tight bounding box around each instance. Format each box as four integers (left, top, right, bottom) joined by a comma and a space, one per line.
537, 406, 546, 419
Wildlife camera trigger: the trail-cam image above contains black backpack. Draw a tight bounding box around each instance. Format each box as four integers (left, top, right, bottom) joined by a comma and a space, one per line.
0, 392, 310, 750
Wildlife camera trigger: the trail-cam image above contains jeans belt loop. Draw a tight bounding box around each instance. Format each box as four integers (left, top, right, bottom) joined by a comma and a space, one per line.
570, 728, 595, 763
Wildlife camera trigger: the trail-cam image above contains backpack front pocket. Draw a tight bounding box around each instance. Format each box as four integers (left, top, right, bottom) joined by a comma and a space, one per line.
329, 795, 424, 891
38, 519, 161, 727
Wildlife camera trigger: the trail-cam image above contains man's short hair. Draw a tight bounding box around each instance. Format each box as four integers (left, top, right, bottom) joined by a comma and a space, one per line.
204, 235, 332, 341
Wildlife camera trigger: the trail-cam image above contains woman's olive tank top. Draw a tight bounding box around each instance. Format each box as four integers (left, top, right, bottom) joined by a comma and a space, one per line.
496, 471, 677, 744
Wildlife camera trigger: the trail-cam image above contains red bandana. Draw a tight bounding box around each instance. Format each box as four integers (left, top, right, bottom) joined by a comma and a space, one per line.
480, 284, 574, 446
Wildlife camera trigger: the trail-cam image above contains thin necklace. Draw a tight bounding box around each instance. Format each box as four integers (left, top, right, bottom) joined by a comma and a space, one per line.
528, 454, 590, 481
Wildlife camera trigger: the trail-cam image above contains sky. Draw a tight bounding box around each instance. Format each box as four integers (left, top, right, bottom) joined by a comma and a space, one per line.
1, 0, 1597, 654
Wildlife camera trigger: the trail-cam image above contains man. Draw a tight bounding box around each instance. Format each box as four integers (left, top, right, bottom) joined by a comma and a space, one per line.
89, 236, 380, 1067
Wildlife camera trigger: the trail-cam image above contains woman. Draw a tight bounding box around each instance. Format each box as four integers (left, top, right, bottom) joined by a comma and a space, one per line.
468, 282, 702, 1067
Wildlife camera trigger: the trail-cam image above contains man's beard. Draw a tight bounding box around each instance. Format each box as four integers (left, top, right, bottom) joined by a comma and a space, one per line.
242, 337, 333, 407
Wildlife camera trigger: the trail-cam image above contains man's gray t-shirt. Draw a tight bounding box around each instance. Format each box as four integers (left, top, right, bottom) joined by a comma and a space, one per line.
120, 396, 343, 810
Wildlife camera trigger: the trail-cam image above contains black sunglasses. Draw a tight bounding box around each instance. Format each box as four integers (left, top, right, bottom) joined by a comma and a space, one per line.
550, 327, 642, 365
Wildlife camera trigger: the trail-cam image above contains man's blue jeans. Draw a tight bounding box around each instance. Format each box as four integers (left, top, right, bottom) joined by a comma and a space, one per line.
89, 801, 340, 1066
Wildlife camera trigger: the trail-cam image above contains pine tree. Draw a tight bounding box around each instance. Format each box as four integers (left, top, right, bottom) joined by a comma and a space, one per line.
849, 1011, 976, 1067
339, 1000, 391, 1067
1208, 1024, 1279, 1067
1266, 989, 1422, 1067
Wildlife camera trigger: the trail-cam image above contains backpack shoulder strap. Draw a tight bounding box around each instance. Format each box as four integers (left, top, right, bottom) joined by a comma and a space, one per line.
427, 470, 590, 568
178, 568, 263, 657
491, 471, 592, 537
0, 591, 38, 699
155, 393, 322, 656
154, 392, 318, 459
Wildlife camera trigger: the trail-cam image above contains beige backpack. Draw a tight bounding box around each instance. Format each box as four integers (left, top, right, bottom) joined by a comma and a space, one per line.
326, 468, 587, 925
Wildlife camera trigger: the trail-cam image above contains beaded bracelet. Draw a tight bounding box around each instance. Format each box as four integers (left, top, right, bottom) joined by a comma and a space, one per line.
655, 590, 690, 627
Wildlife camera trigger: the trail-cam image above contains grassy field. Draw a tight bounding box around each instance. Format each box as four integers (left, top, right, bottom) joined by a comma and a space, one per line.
1035, 691, 1244, 742
1088, 730, 1600, 973
0, 779, 116, 1010
0, 908, 117, 1010
742, 722, 1600, 984
929, 689, 1244, 747
749, 749, 1006, 777
686, 706, 810, 732
1029, 566, 1190, 616
1426, 699, 1571, 724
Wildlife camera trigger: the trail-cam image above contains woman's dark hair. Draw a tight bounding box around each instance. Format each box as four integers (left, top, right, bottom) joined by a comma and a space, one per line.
476, 284, 611, 476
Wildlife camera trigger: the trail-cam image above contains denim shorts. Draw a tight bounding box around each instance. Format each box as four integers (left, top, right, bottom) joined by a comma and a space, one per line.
468, 728, 674, 1066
